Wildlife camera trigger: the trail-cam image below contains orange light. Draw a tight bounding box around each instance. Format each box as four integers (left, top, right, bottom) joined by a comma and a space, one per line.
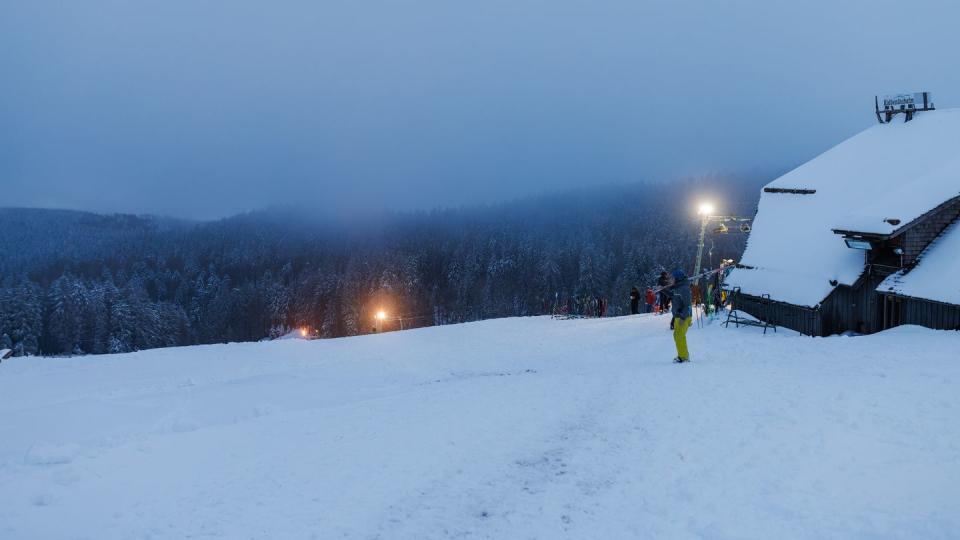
300, 328, 308, 337
376, 310, 387, 321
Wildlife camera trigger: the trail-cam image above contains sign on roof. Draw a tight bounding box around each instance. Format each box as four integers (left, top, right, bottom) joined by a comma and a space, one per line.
879, 92, 933, 112
875, 92, 934, 124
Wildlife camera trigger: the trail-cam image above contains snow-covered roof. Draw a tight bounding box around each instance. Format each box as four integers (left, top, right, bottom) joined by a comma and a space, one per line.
878, 219, 960, 305
727, 109, 960, 308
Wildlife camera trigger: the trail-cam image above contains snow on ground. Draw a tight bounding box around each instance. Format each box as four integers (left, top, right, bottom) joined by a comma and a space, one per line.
1, 315, 958, 539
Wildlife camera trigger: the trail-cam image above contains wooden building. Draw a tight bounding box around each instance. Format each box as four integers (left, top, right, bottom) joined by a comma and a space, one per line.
726, 105, 960, 336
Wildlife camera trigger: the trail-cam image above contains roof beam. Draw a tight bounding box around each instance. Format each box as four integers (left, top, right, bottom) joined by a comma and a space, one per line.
763, 188, 817, 194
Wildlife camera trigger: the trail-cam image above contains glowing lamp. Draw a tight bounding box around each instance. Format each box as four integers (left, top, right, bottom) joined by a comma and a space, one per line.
697, 202, 715, 216
376, 310, 387, 321
844, 238, 873, 250
300, 328, 308, 337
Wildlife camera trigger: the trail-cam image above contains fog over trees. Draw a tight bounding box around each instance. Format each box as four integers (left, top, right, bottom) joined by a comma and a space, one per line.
1, 180, 760, 356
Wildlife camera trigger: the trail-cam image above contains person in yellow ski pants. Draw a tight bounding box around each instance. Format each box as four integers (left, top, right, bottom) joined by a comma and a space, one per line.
673, 314, 692, 360
669, 268, 693, 363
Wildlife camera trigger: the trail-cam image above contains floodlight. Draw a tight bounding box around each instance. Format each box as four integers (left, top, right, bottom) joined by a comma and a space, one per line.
844, 238, 873, 250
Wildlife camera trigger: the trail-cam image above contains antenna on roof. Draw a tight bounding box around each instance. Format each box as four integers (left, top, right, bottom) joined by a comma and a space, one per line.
875, 92, 935, 124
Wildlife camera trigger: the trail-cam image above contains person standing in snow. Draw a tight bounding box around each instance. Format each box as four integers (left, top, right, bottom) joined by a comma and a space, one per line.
656, 271, 671, 314
670, 269, 693, 363
645, 287, 656, 313
630, 287, 640, 315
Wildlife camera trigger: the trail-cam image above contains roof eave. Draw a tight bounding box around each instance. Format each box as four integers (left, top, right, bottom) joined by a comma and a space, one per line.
830, 229, 890, 240
832, 194, 960, 241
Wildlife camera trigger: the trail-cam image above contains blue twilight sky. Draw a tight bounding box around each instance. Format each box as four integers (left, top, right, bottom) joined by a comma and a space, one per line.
1, 0, 958, 219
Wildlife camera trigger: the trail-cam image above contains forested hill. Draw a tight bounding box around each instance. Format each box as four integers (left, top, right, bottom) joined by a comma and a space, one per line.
0, 179, 762, 356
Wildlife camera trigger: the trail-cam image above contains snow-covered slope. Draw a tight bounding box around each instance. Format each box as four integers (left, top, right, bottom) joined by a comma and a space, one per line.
728, 109, 960, 307
1, 316, 958, 539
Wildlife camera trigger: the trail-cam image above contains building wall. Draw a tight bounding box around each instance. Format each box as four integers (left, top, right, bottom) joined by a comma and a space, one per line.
899, 196, 960, 265
734, 282, 960, 336
820, 271, 888, 335
732, 271, 884, 337
731, 291, 824, 336
880, 294, 960, 331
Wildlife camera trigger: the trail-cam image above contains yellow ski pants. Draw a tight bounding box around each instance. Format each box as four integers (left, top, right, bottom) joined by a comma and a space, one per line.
673, 316, 692, 360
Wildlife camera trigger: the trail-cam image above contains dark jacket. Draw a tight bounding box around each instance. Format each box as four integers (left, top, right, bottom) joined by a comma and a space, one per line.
671, 277, 692, 320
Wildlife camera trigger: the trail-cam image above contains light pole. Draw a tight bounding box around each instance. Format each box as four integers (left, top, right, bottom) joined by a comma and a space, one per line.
694, 202, 714, 277
708, 238, 715, 271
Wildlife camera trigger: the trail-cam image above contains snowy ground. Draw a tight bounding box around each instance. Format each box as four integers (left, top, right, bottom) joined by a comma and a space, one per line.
1, 314, 958, 539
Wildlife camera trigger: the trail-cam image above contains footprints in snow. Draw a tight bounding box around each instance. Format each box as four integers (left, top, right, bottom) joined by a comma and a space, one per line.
425, 369, 538, 385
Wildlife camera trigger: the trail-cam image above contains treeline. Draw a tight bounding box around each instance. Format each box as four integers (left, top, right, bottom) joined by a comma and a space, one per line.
0, 180, 761, 356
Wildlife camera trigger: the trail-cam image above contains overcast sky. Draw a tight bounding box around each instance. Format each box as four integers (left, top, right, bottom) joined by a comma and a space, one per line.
2, 0, 958, 219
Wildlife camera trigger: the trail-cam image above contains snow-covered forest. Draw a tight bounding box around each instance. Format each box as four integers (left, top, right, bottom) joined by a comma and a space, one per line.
1, 180, 759, 356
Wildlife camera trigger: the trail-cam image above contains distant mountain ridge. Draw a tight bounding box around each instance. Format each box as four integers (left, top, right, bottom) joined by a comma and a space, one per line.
0, 208, 190, 277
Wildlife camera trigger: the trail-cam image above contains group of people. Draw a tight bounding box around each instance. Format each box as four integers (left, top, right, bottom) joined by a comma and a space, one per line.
630, 269, 694, 364
552, 295, 610, 319
628, 271, 679, 316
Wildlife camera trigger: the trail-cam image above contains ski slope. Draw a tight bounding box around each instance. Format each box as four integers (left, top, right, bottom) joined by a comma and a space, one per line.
1, 315, 958, 539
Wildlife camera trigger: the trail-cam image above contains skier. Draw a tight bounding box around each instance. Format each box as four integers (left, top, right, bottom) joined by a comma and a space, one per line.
711, 271, 724, 314
670, 269, 693, 363
644, 287, 656, 313
630, 287, 640, 315
656, 271, 671, 314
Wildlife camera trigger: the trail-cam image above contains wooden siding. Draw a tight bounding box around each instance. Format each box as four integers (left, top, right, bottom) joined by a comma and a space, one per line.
896, 195, 960, 265
731, 292, 824, 336
733, 274, 960, 336
820, 270, 889, 335
731, 269, 887, 337
880, 294, 960, 331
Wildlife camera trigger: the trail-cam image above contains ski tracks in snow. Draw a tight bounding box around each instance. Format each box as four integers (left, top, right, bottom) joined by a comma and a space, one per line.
372, 356, 661, 540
